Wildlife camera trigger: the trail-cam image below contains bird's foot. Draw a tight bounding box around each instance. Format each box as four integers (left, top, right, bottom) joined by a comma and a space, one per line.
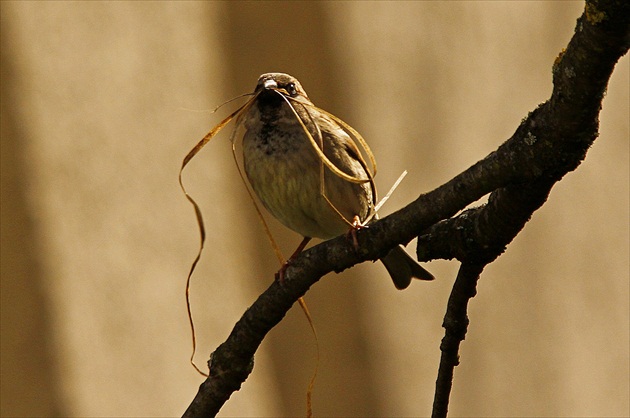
275, 236, 311, 283
347, 215, 369, 252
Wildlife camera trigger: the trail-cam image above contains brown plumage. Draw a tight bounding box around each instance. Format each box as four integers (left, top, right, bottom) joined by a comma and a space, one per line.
241, 73, 433, 289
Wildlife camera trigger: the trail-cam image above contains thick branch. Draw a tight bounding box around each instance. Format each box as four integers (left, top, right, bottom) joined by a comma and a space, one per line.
417, 178, 556, 263
184, 0, 628, 415
424, 1, 629, 415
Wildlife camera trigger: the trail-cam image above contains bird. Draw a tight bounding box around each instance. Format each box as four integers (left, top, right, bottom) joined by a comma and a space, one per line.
239, 72, 433, 289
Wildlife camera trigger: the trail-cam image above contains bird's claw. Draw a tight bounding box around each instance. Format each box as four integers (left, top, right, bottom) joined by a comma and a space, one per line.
348, 215, 369, 251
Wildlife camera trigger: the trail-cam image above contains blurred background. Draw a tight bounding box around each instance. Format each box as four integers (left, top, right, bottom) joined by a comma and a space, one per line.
1, 2, 628, 417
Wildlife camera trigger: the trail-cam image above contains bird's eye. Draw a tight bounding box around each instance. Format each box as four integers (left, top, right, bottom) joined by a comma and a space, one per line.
286, 83, 298, 96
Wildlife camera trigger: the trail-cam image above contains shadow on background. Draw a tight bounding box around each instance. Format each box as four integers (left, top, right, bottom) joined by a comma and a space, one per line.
0, 17, 65, 417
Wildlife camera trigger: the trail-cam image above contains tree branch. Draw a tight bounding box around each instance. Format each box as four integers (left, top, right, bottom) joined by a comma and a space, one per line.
184, 0, 628, 416
424, 0, 629, 415
432, 262, 484, 418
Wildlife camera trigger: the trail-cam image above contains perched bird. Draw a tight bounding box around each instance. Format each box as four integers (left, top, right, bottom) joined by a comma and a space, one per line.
240, 72, 433, 289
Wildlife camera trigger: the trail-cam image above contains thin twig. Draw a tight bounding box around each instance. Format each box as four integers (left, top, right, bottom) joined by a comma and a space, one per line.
432, 263, 484, 418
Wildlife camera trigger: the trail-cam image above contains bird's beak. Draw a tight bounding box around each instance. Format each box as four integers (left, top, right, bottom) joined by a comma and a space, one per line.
263, 79, 277, 90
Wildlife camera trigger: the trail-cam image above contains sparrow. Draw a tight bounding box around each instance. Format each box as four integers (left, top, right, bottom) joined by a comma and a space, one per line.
240, 72, 433, 289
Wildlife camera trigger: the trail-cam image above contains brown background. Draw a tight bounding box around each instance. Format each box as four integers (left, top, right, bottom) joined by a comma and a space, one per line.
1, 2, 628, 417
